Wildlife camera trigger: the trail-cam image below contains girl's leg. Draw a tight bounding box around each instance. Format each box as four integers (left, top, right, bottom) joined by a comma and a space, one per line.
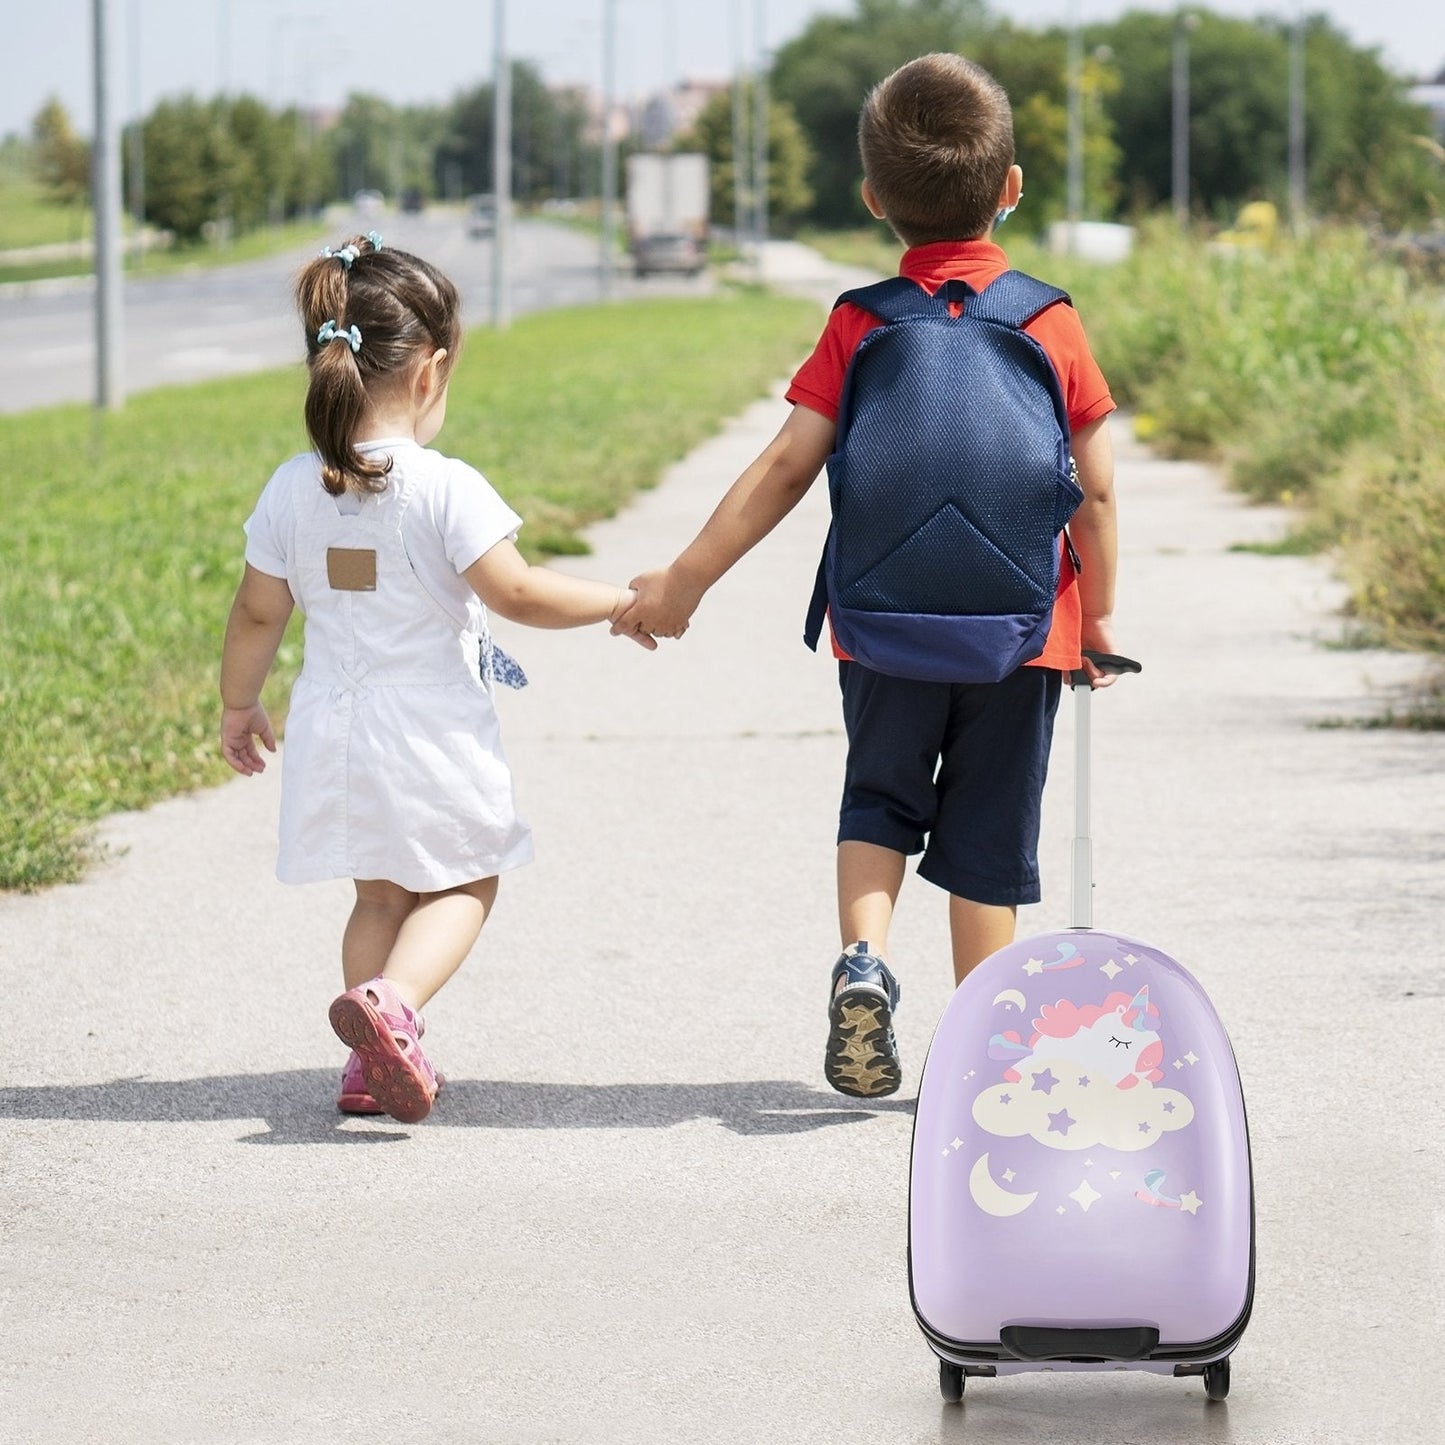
343, 879, 419, 990
949, 896, 1017, 987
376, 876, 499, 1012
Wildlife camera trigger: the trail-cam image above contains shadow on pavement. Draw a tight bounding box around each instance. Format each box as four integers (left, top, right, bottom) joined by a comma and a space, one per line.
0, 1073, 915, 1146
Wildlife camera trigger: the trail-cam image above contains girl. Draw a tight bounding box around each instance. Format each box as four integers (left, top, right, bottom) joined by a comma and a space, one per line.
220, 233, 653, 1124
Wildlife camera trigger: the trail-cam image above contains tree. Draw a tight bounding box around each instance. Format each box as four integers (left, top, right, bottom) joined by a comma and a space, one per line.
437, 63, 596, 204
30, 98, 90, 205
140, 96, 238, 242
676, 86, 814, 234
1098, 10, 1443, 226
770, 0, 991, 227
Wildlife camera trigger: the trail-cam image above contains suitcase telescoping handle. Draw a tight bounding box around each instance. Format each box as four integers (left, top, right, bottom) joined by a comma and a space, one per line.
1067, 651, 1142, 930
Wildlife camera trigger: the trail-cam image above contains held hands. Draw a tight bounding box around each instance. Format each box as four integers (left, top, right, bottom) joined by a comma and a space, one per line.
220, 703, 277, 776
609, 587, 659, 650
611, 566, 700, 643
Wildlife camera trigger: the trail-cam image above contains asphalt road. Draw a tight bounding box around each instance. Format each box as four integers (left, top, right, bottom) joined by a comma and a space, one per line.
1, 242, 1442, 1442
0, 207, 710, 414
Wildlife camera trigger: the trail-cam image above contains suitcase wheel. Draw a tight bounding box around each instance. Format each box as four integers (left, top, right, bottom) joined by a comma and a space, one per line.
1203, 1357, 1231, 1402
939, 1359, 964, 1403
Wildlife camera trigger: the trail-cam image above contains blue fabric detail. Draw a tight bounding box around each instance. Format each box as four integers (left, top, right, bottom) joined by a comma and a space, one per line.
483, 641, 529, 690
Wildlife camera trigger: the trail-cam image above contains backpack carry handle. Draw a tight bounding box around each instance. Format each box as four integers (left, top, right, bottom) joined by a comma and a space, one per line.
1069, 651, 1141, 930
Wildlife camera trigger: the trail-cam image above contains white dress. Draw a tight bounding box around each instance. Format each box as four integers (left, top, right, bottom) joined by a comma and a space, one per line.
243, 440, 535, 890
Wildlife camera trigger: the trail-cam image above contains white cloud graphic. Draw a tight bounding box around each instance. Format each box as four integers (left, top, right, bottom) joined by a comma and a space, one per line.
971, 1069, 1194, 1152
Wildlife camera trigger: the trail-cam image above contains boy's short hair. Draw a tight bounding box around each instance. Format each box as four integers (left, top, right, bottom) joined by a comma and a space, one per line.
858, 53, 1015, 247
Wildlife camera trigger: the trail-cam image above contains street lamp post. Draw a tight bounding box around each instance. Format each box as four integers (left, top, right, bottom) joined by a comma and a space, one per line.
92, 0, 124, 411
1065, 0, 1083, 254
732, 0, 749, 259
600, 0, 618, 298
492, 0, 511, 329
752, 0, 769, 275
1287, 8, 1306, 232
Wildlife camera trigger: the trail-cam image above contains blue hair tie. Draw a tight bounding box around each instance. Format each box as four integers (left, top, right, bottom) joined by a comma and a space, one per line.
317, 319, 362, 353
366, 231, 384, 252
321, 243, 361, 269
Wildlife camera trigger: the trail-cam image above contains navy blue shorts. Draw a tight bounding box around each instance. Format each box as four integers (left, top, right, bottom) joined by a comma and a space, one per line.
837, 662, 1062, 906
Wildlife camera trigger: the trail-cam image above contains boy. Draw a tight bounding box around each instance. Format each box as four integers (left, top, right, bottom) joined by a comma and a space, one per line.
616, 53, 1120, 1098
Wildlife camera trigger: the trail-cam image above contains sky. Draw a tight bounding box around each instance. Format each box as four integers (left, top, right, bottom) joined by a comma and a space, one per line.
2, 0, 1441, 141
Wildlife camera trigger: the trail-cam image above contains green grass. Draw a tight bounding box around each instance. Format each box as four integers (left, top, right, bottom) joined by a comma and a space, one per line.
0, 179, 94, 250
0, 288, 821, 890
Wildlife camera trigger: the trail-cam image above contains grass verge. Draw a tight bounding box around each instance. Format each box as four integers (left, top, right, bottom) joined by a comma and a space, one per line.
1, 288, 821, 890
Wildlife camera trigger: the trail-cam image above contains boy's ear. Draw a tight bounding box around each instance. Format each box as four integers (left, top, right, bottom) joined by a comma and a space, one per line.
997, 164, 1024, 210
860, 178, 887, 221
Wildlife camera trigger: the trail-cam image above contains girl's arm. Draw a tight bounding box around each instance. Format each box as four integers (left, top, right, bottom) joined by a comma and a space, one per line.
463, 541, 657, 648
619, 402, 836, 637
219, 565, 295, 775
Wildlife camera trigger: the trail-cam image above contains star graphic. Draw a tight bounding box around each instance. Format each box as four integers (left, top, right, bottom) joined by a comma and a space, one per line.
1002, 1168, 1017, 1183
1138, 1121, 1152, 1134
1024, 957, 1045, 976
1173, 1059, 1184, 1070
941, 1148, 950, 1157
1078, 1075, 1091, 1088
1069, 1180, 1103, 1212
1109, 1171, 1122, 1180
999, 1092, 1012, 1105
1123, 953, 1138, 965
1179, 1191, 1203, 1215
951, 1137, 964, 1150
1056, 1206, 1066, 1216
1185, 1051, 1200, 1066
1099, 960, 1122, 980
1031, 1068, 1060, 1095
1048, 1108, 1076, 1136
1162, 1101, 1176, 1114
1084, 1158, 1095, 1168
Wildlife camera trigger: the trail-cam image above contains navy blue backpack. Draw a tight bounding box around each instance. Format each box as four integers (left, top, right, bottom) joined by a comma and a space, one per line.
803, 272, 1085, 684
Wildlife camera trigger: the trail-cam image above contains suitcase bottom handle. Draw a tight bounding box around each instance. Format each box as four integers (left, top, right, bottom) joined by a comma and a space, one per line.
1000, 1323, 1161, 1362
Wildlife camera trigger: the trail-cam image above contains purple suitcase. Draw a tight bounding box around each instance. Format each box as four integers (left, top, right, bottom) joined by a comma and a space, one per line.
908, 655, 1252, 1403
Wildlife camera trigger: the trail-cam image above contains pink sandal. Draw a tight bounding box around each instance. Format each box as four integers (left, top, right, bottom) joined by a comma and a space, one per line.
329, 978, 439, 1124
337, 1048, 446, 1116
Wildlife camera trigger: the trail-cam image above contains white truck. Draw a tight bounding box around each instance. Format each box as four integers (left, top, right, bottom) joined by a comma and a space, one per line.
625, 152, 709, 278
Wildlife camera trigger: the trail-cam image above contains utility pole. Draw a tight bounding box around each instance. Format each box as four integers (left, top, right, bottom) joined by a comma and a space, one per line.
128, 0, 145, 264
492, 0, 511, 329
1065, 0, 1083, 254
1287, 9, 1307, 233
732, 0, 749, 260
600, 0, 618, 299
1171, 10, 1198, 226
752, 0, 768, 279
92, 0, 124, 410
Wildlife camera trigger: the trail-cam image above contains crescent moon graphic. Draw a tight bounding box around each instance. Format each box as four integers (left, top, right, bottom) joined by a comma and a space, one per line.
991, 988, 1027, 1011
968, 1152, 1038, 1217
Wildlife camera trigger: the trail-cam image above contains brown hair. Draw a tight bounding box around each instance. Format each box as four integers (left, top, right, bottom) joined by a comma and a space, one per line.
294, 234, 463, 496
858, 53, 1015, 247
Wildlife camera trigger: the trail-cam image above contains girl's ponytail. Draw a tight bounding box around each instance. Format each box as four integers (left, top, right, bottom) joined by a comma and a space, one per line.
293, 232, 458, 497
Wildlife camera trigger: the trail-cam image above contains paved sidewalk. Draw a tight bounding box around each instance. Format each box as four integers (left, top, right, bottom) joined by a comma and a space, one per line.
2, 245, 1443, 1443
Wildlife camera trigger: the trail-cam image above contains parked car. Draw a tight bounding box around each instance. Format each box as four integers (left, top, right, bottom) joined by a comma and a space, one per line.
466, 194, 497, 238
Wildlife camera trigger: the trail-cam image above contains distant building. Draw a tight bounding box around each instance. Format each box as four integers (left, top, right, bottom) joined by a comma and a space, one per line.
636, 79, 728, 149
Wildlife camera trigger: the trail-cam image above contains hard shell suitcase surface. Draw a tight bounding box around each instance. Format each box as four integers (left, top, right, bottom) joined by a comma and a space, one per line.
907, 656, 1253, 1402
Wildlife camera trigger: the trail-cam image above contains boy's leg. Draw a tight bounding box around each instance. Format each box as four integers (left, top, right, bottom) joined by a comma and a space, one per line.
949, 896, 1018, 987
837, 839, 906, 968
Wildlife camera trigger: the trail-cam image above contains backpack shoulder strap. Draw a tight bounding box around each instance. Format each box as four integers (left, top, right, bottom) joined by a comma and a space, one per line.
966, 269, 1071, 329
832, 275, 961, 324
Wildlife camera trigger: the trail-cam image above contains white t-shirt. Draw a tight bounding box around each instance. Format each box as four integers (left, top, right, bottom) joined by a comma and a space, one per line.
243, 438, 523, 621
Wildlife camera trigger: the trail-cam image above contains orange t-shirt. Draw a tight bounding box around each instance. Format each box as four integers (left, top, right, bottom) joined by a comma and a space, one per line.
786, 239, 1115, 674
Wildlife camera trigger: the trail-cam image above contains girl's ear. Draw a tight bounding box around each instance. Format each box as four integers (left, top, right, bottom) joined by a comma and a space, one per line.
416, 347, 449, 400
997, 164, 1024, 210
860, 179, 887, 220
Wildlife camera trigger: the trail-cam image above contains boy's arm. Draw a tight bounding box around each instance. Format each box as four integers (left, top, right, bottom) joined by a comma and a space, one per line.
219, 565, 295, 775
617, 404, 836, 637
1067, 415, 1120, 686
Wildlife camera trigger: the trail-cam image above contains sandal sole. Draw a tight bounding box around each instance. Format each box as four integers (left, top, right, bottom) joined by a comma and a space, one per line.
328, 994, 436, 1124
824, 988, 901, 1098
